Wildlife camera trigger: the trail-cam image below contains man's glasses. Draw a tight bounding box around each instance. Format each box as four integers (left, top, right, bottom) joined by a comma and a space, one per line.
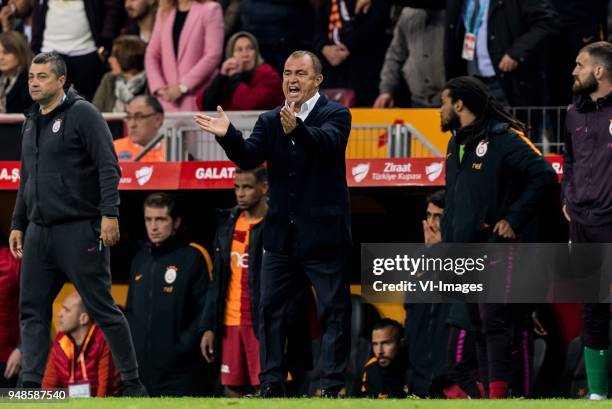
124, 112, 158, 122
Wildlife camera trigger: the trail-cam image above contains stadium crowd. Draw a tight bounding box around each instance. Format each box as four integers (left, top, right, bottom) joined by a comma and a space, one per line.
0, 0, 610, 401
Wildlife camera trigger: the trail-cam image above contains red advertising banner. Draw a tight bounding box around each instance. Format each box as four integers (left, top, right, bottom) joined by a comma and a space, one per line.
0, 156, 563, 191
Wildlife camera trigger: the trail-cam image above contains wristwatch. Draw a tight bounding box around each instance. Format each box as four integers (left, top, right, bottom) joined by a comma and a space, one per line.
179, 84, 188, 94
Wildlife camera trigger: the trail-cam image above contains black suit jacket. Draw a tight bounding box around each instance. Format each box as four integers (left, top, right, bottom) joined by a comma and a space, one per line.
216, 94, 352, 257
445, 0, 558, 106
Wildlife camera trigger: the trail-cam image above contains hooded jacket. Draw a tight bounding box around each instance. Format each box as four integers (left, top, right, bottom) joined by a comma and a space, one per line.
562, 92, 612, 226
442, 120, 557, 243
11, 86, 120, 231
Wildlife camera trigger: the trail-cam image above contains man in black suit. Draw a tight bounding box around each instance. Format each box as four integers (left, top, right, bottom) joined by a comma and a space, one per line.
194, 50, 352, 398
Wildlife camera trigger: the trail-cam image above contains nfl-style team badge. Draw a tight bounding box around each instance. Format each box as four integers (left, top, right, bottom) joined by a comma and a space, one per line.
476, 140, 488, 158
52, 119, 62, 133
164, 266, 178, 284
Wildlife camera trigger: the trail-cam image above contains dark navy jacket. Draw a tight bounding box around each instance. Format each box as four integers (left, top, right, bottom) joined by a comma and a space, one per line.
562, 93, 612, 226
216, 94, 352, 257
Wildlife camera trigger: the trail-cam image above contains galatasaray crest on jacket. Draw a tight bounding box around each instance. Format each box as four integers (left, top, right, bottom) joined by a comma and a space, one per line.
476, 140, 488, 158
164, 266, 178, 284
52, 119, 62, 133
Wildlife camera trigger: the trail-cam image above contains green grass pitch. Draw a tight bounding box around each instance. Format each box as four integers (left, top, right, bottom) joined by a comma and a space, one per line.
6, 398, 611, 409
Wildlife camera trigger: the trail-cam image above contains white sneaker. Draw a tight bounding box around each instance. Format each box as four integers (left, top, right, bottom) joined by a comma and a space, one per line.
587, 393, 608, 400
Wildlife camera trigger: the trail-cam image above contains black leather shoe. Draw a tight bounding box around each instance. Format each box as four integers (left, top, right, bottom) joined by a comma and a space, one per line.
247, 384, 285, 398
121, 379, 149, 397
320, 386, 344, 398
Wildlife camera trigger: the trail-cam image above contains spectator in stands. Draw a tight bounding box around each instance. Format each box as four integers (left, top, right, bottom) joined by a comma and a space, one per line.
547, 0, 609, 105
373, 7, 445, 108
359, 319, 407, 398
219, 0, 240, 39
200, 31, 283, 111
314, 0, 390, 107
42, 292, 121, 397
445, 0, 559, 106
440, 76, 556, 398
126, 192, 212, 396
0, 0, 34, 43
562, 41, 612, 400
114, 95, 165, 161
0, 30, 32, 113
200, 166, 268, 397
145, 0, 223, 112
93, 35, 148, 113
0, 230, 21, 388
124, 0, 157, 43
240, 0, 314, 74
31, 0, 125, 101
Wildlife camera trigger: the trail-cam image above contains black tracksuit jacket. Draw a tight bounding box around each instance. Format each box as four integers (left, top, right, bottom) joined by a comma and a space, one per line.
125, 236, 211, 396
11, 86, 120, 231
442, 120, 557, 243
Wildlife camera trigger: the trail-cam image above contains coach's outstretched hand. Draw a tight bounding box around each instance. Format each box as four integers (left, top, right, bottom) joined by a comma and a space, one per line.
8, 230, 23, 259
193, 106, 230, 137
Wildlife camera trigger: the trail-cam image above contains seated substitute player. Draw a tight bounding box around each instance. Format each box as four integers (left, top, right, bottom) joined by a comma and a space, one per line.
359, 319, 408, 398
42, 292, 121, 397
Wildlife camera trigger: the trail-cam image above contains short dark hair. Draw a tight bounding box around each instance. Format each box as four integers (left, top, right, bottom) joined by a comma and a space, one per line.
236, 166, 268, 184
111, 35, 146, 72
143, 192, 179, 219
129, 94, 164, 115
426, 190, 445, 209
31, 51, 67, 79
372, 318, 403, 341
287, 50, 323, 76
581, 41, 612, 82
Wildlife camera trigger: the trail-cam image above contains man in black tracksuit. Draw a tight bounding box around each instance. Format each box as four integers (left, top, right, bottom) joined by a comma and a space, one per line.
8, 52, 146, 395
126, 192, 212, 396
562, 41, 612, 400
439, 76, 557, 398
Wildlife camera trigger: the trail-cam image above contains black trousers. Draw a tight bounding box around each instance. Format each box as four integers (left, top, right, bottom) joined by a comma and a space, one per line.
20, 219, 139, 384
466, 304, 532, 390
258, 245, 351, 389
61, 52, 105, 102
570, 221, 612, 350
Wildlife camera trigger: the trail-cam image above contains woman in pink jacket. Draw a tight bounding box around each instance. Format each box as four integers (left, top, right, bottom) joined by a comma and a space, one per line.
145, 0, 224, 112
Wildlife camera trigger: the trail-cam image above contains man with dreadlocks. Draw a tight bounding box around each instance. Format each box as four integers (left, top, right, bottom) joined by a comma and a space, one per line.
563, 41, 612, 400
439, 76, 557, 398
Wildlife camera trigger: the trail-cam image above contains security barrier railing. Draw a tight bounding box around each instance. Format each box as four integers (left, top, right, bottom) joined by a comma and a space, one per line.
0, 107, 568, 162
